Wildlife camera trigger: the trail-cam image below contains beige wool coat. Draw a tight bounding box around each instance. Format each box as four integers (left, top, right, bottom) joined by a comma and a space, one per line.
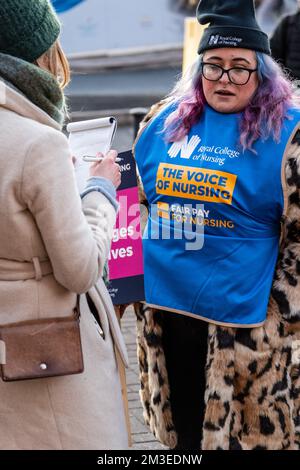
0, 79, 128, 450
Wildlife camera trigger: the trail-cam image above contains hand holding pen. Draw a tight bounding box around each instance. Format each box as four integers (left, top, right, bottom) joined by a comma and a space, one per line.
88, 151, 121, 189
83, 155, 123, 163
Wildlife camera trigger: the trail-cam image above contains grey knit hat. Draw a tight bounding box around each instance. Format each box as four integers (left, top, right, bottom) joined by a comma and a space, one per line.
0, 0, 61, 63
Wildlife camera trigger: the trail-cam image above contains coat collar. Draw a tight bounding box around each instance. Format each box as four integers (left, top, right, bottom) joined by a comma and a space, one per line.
0, 79, 61, 131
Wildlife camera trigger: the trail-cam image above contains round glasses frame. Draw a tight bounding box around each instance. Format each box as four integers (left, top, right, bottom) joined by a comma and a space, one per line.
201, 62, 258, 85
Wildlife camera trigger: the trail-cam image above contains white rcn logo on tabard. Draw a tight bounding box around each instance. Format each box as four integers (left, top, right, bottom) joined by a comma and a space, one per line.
168, 135, 201, 159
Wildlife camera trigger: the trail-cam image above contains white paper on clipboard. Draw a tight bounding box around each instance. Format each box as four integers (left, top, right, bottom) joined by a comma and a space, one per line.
67, 117, 117, 193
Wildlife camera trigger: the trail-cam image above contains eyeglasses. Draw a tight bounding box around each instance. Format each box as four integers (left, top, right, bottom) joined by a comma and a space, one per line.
201, 62, 258, 85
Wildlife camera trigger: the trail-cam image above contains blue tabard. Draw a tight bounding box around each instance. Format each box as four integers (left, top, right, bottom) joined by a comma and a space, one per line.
135, 104, 300, 326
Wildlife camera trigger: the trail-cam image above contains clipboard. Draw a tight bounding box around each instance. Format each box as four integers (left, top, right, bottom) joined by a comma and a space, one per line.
67, 117, 117, 193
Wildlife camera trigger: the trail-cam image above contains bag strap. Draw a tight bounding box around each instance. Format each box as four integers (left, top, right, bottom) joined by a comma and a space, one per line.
87, 279, 129, 368
74, 294, 81, 321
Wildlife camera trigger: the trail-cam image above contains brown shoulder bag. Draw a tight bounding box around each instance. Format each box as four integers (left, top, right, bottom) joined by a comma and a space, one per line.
0, 300, 84, 382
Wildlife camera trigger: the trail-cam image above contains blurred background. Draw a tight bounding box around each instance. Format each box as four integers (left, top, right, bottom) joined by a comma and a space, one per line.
53, 0, 299, 150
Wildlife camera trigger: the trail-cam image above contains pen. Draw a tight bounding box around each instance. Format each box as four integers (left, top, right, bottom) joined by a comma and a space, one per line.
82, 155, 123, 163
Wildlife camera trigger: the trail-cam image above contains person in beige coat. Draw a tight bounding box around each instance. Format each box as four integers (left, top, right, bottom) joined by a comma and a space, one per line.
0, 0, 128, 450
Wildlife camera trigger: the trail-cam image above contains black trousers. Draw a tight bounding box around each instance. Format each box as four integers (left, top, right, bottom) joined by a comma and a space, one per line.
161, 311, 209, 450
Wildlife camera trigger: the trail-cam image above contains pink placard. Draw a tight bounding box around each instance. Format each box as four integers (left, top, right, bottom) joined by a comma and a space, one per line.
108, 186, 144, 280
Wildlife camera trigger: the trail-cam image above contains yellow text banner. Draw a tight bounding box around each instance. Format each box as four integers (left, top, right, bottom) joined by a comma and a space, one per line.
156, 163, 237, 205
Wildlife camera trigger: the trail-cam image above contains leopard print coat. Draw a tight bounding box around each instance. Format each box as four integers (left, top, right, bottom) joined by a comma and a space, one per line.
133, 100, 300, 450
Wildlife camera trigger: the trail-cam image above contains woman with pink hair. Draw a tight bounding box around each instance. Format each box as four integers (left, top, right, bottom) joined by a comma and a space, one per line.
133, 0, 300, 450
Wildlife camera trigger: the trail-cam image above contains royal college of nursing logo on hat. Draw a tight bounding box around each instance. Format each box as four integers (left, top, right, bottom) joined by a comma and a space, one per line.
208, 35, 220, 46
208, 34, 243, 47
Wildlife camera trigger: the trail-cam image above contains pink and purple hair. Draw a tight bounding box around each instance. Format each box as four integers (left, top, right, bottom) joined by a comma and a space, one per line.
164, 52, 300, 152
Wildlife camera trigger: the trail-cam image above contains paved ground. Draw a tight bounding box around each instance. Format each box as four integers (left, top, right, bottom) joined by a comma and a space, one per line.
121, 306, 167, 450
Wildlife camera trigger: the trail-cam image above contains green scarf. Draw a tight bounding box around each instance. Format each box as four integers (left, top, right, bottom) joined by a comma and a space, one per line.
0, 52, 65, 126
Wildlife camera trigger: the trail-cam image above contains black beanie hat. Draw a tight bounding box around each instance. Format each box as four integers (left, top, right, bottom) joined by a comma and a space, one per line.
197, 0, 270, 55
